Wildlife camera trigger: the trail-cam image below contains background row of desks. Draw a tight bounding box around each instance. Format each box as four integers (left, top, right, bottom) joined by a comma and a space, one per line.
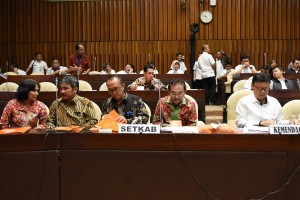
1, 74, 193, 90
0, 132, 300, 200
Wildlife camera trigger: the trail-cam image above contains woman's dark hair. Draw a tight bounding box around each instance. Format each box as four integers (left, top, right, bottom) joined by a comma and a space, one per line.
16, 79, 40, 101
168, 78, 186, 91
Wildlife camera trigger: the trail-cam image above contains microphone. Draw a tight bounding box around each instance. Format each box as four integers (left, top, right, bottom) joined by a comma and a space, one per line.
55, 77, 59, 127
77, 66, 80, 82
94, 56, 96, 71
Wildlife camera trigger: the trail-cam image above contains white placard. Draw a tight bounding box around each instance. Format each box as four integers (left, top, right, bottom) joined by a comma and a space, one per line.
270, 125, 300, 135
136, 86, 145, 91
119, 124, 160, 134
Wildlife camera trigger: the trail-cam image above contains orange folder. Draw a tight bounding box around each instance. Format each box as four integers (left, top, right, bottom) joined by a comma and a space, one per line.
0, 126, 31, 134
95, 110, 120, 132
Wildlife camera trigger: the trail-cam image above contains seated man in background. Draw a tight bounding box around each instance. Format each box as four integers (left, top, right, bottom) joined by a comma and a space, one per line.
117, 64, 136, 74
10, 63, 26, 75
235, 54, 257, 74
128, 65, 166, 91
101, 75, 149, 124
47, 76, 97, 128
215, 50, 231, 78
167, 61, 184, 74
152, 78, 197, 126
271, 66, 298, 90
68, 43, 91, 75
139, 61, 159, 74
286, 58, 300, 73
46, 57, 69, 75
26, 52, 48, 75
100, 63, 115, 74
236, 73, 298, 128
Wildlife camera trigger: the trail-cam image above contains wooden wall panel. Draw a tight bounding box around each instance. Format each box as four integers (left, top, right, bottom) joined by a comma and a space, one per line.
0, 0, 299, 74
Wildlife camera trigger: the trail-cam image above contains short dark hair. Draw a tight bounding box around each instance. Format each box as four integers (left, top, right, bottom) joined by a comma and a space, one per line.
35, 52, 42, 56
168, 78, 186, 91
252, 73, 270, 85
16, 79, 40, 101
10, 63, 19, 69
273, 66, 284, 72
293, 58, 300, 63
240, 54, 250, 62
143, 65, 154, 73
61, 76, 79, 88
75, 43, 84, 51
107, 75, 124, 85
176, 52, 182, 57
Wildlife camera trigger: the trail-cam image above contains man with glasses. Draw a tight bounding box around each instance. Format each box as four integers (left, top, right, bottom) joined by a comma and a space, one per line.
236, 73, 298, 128
101, 75, 149, 124
152, 78, 197, 126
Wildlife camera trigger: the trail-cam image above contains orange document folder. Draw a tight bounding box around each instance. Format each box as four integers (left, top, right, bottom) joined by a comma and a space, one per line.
95, 110, 120, 132
0, 126, 31, 134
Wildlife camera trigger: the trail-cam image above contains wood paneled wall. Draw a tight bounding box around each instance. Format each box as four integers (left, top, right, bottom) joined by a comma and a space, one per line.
0, 0, 299, 73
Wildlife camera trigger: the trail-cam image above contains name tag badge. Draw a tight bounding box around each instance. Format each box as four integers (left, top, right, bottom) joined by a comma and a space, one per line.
119, 124, 160, 134
270, 125, 300, 135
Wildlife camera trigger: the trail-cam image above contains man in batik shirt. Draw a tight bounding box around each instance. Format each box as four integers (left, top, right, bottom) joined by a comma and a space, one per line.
153, 78, 197, 126
128, 65, 166, 91
47, 76, 97, 128
102, 75, 149, 124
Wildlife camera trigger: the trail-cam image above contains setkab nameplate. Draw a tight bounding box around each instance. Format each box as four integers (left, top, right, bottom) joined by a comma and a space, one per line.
270, 125, 300, 135
119, 124, 160, 134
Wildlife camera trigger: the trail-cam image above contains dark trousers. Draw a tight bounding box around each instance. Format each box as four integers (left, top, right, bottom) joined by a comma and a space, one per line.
194, 79, 203, 89
202, 76, 216, 104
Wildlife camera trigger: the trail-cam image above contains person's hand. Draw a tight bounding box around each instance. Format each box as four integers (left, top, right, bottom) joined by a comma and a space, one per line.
83, 71, 88, 75
116, 116, 127, 124
243, 61, 250, 68
260, 119, 276, 127
290, 119, 299, 125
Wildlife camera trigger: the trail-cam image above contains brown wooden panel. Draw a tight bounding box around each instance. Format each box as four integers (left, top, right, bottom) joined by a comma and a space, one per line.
0, 0, 299, 77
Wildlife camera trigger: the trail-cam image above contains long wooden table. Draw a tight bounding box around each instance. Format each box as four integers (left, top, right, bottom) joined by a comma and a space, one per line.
0, 131, 300, 200
4, 74, 193, 90
0, 90, 206, 122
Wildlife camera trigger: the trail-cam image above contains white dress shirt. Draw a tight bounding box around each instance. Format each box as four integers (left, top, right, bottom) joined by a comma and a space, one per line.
28, 60, 48, 74
235, 64, 256, 73
198, 52, 215, 78
193, 61, 202, 80
236, 93, 288, 128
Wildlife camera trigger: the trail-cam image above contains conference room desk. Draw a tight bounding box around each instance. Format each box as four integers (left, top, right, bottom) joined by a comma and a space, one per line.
1, 131, 300, 200
5, 74, 193, 90
0, 90, 206, 122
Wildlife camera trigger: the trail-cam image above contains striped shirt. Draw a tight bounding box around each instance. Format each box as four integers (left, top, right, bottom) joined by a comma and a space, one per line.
47, 95, 97, 128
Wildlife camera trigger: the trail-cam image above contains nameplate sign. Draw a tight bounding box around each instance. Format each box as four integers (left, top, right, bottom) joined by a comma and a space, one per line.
119, 124, 160, 134
270, 125, 300, 135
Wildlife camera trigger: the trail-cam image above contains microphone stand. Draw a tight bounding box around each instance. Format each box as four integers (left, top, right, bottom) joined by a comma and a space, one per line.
55, 77, 62, 199
149, 53, 163, 129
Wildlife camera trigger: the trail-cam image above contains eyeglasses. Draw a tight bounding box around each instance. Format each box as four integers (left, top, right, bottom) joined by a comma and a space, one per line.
108, 87, 122, 94
253, 85, 269, 93
170, 92, 185, 97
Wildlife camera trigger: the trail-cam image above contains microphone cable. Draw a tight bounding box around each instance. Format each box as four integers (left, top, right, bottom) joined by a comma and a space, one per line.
170, 132, 221, 200
36, 129, 56, 200
249, 163, 300, 200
